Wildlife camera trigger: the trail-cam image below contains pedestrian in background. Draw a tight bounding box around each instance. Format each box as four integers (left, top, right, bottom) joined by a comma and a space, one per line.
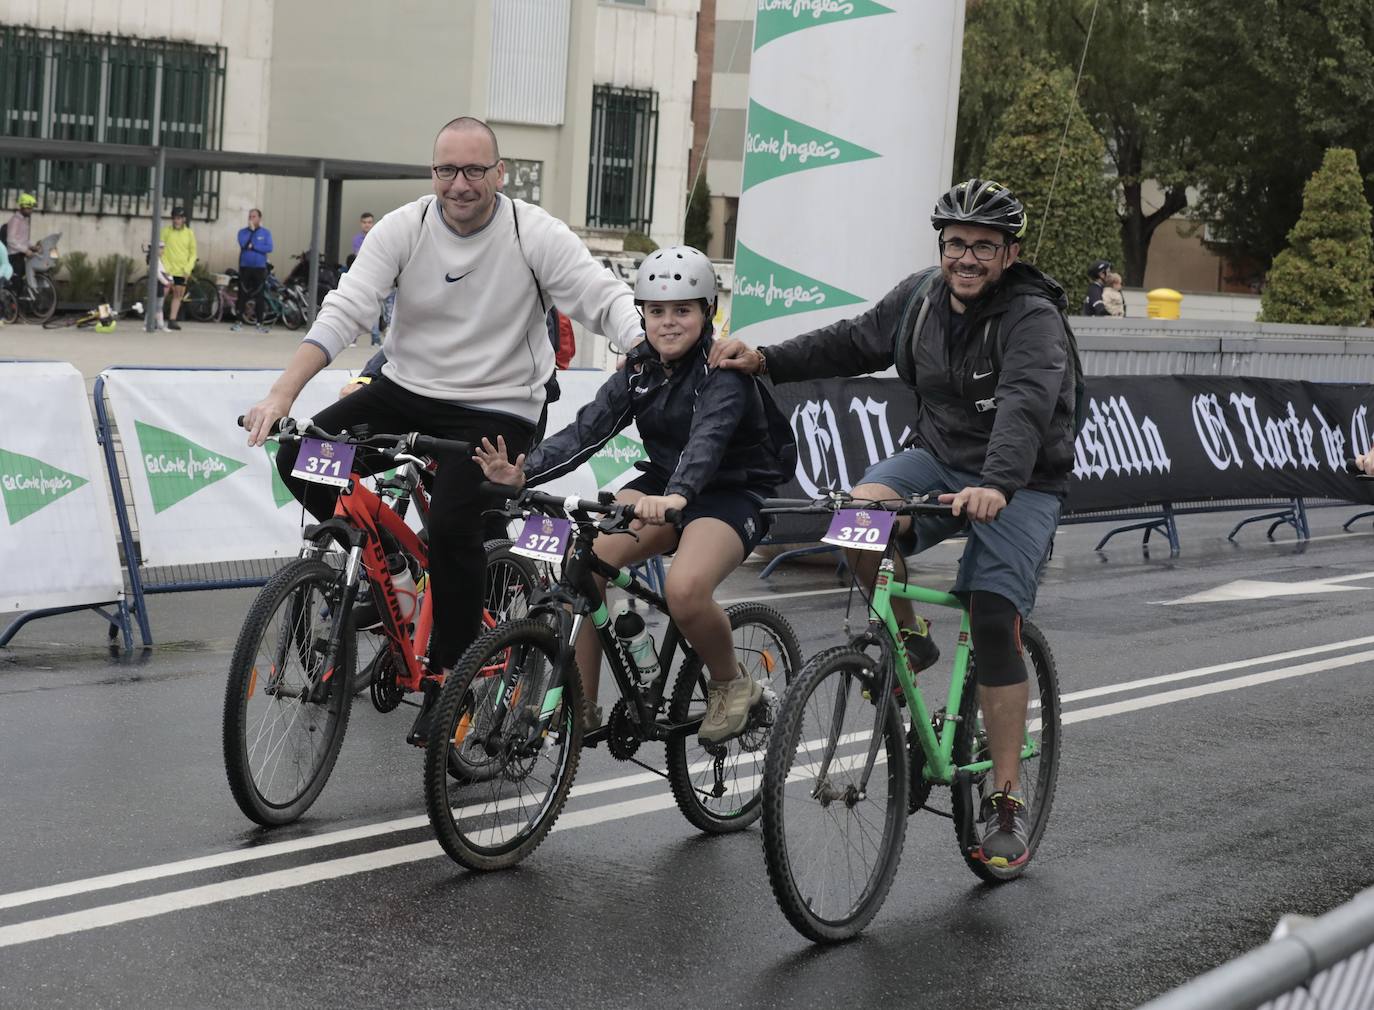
232, 208, 273, 333
349, 212, 374, 266
1103, 270, 1126, 317
160, 207, 197, 330
1082, 258, 1112, 316
5, 193, 39, 293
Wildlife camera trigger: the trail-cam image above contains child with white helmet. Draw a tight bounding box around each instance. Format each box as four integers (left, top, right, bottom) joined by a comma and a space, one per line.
474, 244, 797, 744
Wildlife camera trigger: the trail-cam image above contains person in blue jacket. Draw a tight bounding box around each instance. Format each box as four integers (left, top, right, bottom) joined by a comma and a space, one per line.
233, 209, 273, 333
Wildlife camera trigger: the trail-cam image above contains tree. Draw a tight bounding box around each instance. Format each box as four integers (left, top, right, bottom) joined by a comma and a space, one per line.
1259, 148, 1373, 326
684, 178, 712, 253
983, 68, 1122, 297
1174, 0, 1374, 272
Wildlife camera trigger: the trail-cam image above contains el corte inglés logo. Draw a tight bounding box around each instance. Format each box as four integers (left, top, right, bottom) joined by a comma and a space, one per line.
754, 0, 894, 49
730, 242, 865, 332
743, 101, 879, 191
0, 448, 88, 524
135, 420, 246, 513
589, 434, 645, 488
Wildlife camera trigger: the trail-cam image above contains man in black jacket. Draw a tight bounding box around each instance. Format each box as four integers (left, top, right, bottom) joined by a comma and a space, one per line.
710, 179, 1075, 870
1082, 258, 1112, 316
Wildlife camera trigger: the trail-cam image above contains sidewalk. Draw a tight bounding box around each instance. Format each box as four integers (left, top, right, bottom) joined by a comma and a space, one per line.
0, 318, 381, 382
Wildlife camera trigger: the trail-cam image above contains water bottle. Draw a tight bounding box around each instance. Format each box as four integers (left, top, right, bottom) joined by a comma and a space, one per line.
611, 600, 659, 684
388, 552, 419, 623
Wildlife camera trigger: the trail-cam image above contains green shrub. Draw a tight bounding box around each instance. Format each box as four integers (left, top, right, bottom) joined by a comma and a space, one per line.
983, 67, 1122, 297
684, 179, 712, 253
1260, 147, 1374, 326
95, 253, 141, 305
622, 230, 658, 254
58, 251, 101, 303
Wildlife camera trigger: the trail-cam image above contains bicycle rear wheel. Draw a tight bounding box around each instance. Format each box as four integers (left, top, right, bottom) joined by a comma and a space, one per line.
761, 646, 909, 943
424, 618, 582, 871
222, 558, 355, 826
951, 618, 1061, 882
0, 288, 17, 324
665, 602, 801, 833
184, 278, 220, 321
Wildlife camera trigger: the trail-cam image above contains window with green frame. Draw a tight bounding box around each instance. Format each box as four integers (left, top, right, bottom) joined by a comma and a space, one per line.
586, 84, 658, 233
0, 26, 225, 219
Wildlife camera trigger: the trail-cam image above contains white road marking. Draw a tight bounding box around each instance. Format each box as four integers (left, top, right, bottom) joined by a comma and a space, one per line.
3, 637, 1372, 948
1157, 569, 1374, 605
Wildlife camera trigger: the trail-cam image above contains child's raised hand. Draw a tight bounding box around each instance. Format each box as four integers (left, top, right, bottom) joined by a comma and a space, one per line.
472, 436, 526, 487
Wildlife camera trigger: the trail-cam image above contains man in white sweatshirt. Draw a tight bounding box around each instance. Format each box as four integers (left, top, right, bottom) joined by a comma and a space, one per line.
243, 117, 641, 743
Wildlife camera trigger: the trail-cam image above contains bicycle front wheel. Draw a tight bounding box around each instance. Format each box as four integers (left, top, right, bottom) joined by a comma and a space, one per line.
0, 288, 17, 324
222, 558, 355, 826
665, 602, 801, 833
761, 646, 909, 943
22, 274, 56, 323
951, 618, 1061, 882
184, 278, 220, 321
424, 618, 582, 871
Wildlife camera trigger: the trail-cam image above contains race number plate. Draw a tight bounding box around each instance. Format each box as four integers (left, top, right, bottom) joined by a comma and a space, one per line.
821, 508, 895, 552
511, 515, 572, 562
290, 438, 356, 488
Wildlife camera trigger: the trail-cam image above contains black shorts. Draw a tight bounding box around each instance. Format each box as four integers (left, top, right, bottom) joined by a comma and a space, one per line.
170, 275, 187, 286
623, 473, 770, 555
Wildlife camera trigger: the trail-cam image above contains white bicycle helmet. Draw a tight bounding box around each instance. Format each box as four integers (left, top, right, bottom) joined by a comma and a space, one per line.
633, 245, 717, 305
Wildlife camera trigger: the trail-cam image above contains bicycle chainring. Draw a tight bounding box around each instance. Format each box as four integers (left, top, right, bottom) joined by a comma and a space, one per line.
736, 684, 777, 752
606, 698, 641, 761
370, 650, 404, 713
907, 714, 936, 815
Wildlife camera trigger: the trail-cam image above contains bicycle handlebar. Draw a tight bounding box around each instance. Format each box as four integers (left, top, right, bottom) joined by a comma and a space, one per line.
760, 493, 957, 517
480, 481, 682, 525
235, 416, 473, 458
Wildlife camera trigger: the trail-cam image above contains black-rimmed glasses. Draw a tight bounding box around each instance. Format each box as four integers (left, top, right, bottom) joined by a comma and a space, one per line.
432, 162, 499, 183
940, 238, 1007, 262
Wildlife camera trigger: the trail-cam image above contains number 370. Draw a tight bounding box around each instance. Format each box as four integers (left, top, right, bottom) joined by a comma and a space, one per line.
835, 526, 882, 543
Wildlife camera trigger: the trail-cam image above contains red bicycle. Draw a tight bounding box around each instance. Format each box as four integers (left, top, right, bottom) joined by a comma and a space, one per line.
222, 418, 538, 826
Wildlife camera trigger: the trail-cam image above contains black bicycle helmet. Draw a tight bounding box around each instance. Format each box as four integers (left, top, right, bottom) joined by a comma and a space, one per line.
1086, 259, 1112, 279
930, 179, 1028, 240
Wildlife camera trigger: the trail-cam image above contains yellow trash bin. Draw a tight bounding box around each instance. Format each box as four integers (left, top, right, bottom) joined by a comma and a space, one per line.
1146, 288, 1183, 319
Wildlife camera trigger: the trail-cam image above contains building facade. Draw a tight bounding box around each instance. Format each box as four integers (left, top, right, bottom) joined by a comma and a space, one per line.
0, 0, 698, 277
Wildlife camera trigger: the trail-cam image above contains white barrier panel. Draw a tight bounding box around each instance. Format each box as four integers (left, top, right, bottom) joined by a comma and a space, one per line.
534, 369, 645, 499
101, 368, 357, 567
731, 2, 963, 345
0, 362, 123, 613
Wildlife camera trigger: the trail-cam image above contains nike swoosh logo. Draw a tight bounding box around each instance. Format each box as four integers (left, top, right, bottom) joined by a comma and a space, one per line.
444, 270, 473, 284
972, 369, 994, 380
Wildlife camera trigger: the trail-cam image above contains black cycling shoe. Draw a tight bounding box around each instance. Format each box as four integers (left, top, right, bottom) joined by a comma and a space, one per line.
406, 678, 442, 748
901, 617, 940, 673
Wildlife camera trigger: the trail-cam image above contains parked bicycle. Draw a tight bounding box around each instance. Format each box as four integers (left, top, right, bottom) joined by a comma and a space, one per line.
221, 419, 537, 826
757, 492, 1062, 943
3, 231, 60, 323
422, 483, 801, 872
237, 265, 306, 330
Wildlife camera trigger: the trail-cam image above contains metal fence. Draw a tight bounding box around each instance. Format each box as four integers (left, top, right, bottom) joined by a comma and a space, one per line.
586, 83, 658, 233
0, 25, 226, 220
1137, 886, 1374, 1010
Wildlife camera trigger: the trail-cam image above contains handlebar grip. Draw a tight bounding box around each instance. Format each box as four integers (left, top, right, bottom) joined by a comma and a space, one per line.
410, 434, 473, 456
237, 415, 292, 435
664, 508, 682, 524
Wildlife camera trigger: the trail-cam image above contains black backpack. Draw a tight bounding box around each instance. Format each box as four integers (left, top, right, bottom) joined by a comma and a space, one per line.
896, 267, 1087, 436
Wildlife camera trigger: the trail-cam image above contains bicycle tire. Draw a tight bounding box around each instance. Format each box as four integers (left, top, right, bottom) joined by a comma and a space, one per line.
222, 558, 355, 826
241, 295, 280, 327
42, 311, 85, 329
424, 618, 583, 871
281, 296, 305, 331
21, 273, 57, 323
761, 646, 909, 943
184, 278, 220, 322
664, 602, 801, 834
950, 618, 1061, 883
0, 288, 17, 324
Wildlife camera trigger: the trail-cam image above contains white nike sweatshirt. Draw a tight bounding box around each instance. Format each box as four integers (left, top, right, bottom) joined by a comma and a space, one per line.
304, 194, 642, 422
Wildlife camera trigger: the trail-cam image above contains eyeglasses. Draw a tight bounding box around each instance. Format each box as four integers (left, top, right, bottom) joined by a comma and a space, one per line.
432, 162, 499, 183
940, 238, 1007, 262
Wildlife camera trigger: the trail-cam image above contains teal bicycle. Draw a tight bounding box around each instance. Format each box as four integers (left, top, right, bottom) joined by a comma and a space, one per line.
758, 493, 1062, 943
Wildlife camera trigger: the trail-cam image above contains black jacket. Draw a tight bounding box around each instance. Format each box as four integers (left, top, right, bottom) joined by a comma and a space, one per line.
761, 262, 1076, 499
1082, 280, 1109, 316
523, 335, 795, 500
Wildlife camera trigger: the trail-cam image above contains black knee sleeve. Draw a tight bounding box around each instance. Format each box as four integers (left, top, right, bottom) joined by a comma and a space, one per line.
969, 591, 1027, 687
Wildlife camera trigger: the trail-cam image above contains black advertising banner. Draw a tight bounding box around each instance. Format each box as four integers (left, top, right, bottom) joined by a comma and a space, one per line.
766, 375, 1374, 542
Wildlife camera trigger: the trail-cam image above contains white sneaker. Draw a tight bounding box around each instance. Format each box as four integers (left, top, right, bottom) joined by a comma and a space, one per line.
698, 674, 763, 744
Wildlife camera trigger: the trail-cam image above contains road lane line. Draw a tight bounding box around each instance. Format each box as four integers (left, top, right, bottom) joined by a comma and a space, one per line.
4, 640, 1371, 944
1060, 635, 1374, 703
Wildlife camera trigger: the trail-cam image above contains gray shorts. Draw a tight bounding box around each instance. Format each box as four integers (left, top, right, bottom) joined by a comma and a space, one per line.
859, 448, 1060, 616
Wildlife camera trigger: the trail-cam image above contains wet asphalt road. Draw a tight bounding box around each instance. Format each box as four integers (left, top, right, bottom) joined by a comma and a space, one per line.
3, 512, 1374, 1010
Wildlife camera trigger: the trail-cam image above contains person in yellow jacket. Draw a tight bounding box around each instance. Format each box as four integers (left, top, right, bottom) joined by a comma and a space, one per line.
159, 206, 197, 330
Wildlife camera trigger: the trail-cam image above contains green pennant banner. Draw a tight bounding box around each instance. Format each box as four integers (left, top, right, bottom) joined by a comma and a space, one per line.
135, 420, 246, 513
742, 101, 880, 191
753, 0, 895, 50
0, 448, 88, 524
730, 242, 866, 332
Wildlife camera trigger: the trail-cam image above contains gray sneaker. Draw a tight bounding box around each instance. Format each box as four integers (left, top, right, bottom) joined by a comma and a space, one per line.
698, 674, 763, 744
581, 698, 603, 735
977, 781, 1030, 868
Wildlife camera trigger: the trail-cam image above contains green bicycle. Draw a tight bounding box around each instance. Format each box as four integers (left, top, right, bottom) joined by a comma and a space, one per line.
758, 493, 1062, 943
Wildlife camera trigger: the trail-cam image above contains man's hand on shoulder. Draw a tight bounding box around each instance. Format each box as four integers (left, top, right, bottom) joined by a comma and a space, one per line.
939, 486, 1007, 523
708, 338, 766, 374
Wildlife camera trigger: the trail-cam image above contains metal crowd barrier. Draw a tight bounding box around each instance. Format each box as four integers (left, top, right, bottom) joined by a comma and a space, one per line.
1137, 886, 1374, 1010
